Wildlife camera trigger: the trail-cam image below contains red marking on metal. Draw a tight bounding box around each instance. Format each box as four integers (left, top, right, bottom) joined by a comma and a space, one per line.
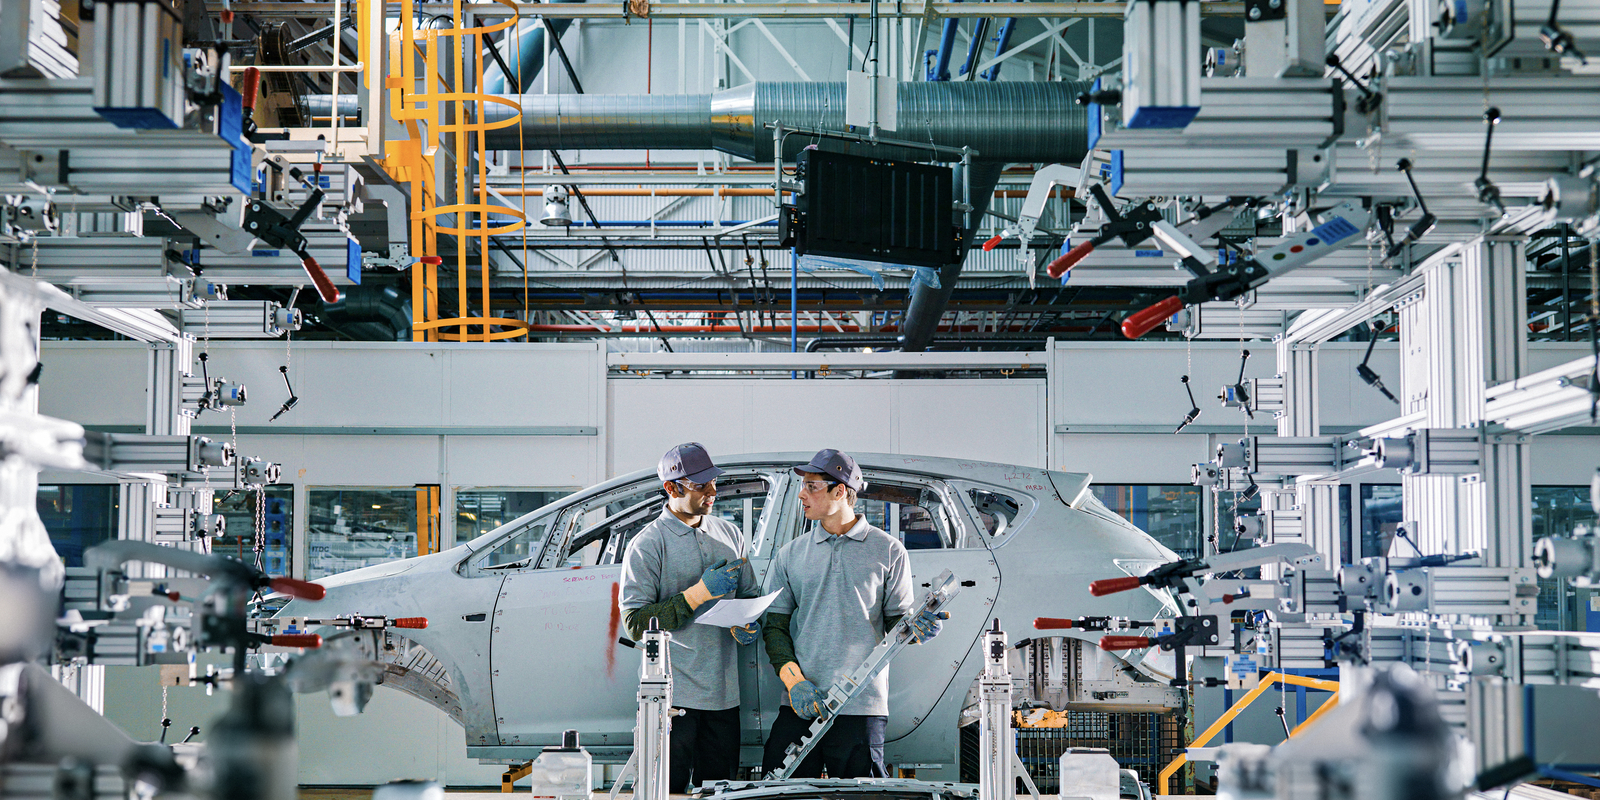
606, 582, 621, 679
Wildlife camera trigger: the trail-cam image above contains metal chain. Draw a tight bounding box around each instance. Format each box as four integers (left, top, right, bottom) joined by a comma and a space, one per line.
28, 237, 38, 277
253, 484, 266, 573
161, 685, 169, 721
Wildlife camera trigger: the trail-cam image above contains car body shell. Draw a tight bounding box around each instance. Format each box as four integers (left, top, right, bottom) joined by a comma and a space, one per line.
279, 453, 1179, 767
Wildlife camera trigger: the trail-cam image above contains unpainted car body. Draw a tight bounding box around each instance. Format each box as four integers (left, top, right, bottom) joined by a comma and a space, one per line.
279, 454, 1180, 768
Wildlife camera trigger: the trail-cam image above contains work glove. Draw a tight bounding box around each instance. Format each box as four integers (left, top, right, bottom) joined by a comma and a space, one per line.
699, 558, 744, 598
730, 622, 760, 645
907, 608, 949, 644
685, 558, 745, 607
788, 679, 827, 720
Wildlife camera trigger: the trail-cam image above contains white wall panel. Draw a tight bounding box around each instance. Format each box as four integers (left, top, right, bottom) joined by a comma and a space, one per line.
1052, 342, 1279, 429
608, 378, 1046, 473
1052, 434, 1213, 484
38, 342, 145, 426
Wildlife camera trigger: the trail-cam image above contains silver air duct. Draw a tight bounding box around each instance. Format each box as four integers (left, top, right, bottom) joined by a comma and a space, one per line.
486, 81, 1093, 163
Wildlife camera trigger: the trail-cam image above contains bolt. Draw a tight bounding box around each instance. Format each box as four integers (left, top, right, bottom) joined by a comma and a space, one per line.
1248, 5, 1261, 17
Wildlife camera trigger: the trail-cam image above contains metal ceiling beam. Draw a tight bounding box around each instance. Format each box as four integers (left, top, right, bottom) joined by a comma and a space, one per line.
217, 1, 1245, 17
606, 350, 1049, 370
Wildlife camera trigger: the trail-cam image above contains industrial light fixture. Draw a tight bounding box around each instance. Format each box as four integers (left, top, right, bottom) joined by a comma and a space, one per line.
541, 184, 573, 227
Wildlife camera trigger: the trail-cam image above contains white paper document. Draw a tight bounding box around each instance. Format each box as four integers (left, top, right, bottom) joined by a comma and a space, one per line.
694, 590, 784, 627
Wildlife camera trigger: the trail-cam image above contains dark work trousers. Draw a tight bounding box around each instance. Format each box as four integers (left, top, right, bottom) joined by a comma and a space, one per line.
669, 706, 742, 793
761, 705, 888, 779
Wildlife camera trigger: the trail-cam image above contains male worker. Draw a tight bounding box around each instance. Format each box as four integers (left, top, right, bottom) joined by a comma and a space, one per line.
761, 449, 949, 779
620, 443, 761, 792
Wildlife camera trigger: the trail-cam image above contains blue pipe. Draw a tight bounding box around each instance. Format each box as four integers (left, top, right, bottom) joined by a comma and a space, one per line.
926, 1, 963, 81
957, 16, 990, 79
980, 18, 1017, 81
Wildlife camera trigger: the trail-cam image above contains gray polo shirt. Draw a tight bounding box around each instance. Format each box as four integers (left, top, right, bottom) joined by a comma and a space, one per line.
767, 516, 914, 716
620, 509, 759, 711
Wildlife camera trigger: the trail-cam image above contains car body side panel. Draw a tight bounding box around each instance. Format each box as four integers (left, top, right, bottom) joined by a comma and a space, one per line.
490, 563, 642, 749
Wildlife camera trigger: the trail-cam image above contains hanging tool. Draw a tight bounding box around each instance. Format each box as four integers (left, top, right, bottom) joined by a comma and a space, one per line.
268, 365, 298, 422
1476, 108, 1507, 217
1388, 159, 1438, 259
1175, 375, 1203, 433
1219, 350, 1253, 419
1357, 320, 1400, 403
1120, 201, 1371, 339
1540, 0, 1589, 63
767, 570, 962, 779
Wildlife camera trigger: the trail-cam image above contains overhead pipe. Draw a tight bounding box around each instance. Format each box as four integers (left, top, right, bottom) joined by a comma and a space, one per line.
981, 18, 1018, 80
957, 15, 991, 79
927, 1, 963, 80
485, 81, 1092, 164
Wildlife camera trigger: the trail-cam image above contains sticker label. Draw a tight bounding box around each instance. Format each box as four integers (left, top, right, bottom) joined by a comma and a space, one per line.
1310, 215, 1360, 244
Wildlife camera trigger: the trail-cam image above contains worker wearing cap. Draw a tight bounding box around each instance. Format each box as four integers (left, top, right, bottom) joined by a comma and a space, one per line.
760, 449, 949, 778
620, 443, 760, 792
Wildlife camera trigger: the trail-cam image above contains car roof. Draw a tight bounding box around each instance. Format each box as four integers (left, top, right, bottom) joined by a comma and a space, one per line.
463, 453, 1092, 553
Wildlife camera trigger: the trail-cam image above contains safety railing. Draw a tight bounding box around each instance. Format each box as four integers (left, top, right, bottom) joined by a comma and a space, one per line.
1156, 671, 1340, 796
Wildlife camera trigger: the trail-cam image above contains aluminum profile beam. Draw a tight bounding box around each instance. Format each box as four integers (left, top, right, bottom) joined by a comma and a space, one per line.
1379, 76, 1600, 149
1112, 147, 1302, 196
1093, 78, 1343, 150
176, 301, 297, 339
606, 350, 1048, 372
1320, 142, 1575, 205
1482, 353, 1600, 434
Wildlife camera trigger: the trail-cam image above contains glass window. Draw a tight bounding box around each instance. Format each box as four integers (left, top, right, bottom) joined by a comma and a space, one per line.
306, 488, 423, 580
213, 486, 293, 576
1532, 485, 1598, 631
1360, 485, 1404, 559
479, 516, 556, 570
37, 484, 118, 567
456, 489, 574, 541
1090, 485, 1203, 560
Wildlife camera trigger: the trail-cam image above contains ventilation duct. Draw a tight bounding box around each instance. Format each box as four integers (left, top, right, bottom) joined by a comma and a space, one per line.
485, 81, 1093, 163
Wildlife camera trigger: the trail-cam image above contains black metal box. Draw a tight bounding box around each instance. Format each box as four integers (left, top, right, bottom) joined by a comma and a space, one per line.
785, 150, 958, 269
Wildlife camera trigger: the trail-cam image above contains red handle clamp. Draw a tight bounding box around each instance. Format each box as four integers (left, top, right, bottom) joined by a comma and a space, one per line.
300, 256, 342, 304
982, 235, 1004, 252
240, 67, 260, 111
271, 633, 323, 648
1121, 296, 1185, 340
393, 617, 429, 629
268, 576, 326, 601
1033, 617, 1077, 630
1046, 241, 1095, 278
1099, 635, 1154, 651
1089, 576, 1144, 597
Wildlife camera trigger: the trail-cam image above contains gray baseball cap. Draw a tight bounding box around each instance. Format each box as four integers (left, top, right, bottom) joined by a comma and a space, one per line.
658, 442, 725, 484
795, 448, 866, 492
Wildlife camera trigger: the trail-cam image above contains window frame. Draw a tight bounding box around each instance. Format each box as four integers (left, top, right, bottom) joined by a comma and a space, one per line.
947, 480, 1039, 549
